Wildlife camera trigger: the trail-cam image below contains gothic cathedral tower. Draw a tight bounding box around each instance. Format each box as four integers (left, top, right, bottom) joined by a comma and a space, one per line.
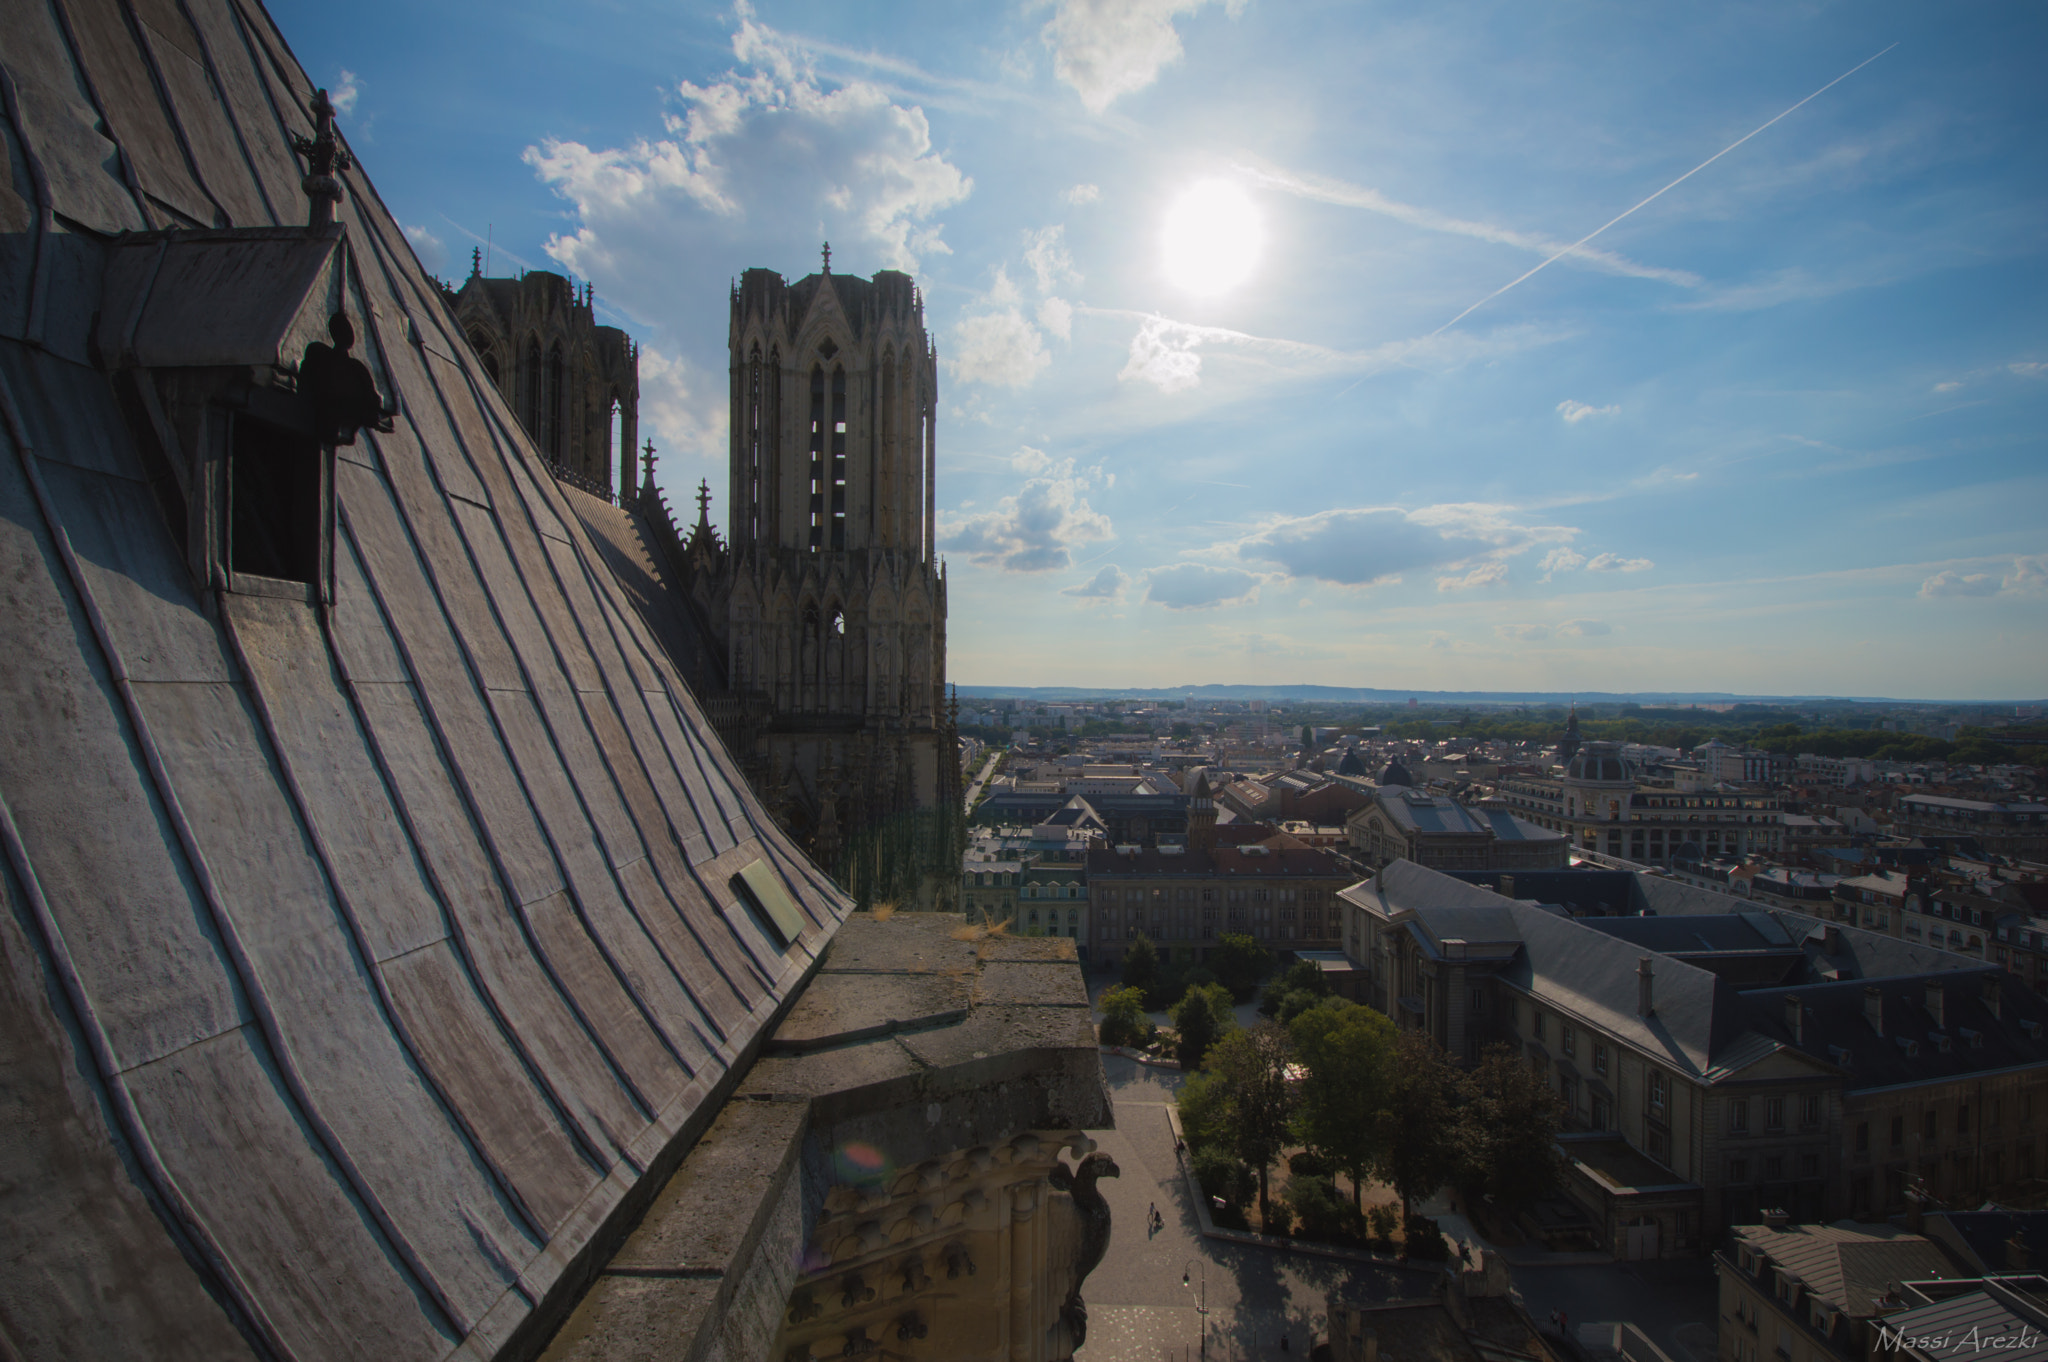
687, 254, 959, 907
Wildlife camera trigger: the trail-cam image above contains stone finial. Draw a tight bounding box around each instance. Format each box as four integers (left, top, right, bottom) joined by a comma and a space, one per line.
469, 246, 481, 278
822, 241, 831, 274
641, 437, 657, 488
292, 88, 352, 227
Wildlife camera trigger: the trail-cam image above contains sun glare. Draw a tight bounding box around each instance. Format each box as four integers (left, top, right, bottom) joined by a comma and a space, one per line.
1160, 178, 1265, 295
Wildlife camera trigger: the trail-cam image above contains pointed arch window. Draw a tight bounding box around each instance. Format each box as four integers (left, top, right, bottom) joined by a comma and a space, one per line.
522, 336, 542, 436
830, 364, 847, 549
545, 343, 566, 456
808, 364, 825, 549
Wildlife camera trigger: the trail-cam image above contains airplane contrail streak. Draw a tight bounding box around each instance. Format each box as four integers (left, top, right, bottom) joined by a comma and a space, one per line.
1430, 43, 1899, 338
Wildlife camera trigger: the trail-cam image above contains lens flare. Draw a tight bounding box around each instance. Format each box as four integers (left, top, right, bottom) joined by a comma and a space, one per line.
1160, 178, 1265, 295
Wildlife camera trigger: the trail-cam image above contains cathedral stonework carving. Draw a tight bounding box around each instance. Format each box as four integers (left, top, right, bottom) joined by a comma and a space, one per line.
679, 260, 963, 907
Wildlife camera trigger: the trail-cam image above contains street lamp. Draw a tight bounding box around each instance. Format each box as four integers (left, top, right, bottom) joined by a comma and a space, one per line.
1181, 1260, 1208, 1358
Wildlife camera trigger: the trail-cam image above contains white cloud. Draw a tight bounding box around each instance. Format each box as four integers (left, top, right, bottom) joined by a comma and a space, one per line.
1040, 0, 1239, 114
2007, 556, 2048, 591
636, 346, 729, 462
1241, 161, 1699, 288
1918, 570, 1998, 599
985, 265, 1023, 307
1063, 183, 1101, 205
950, 309, 1050, 388
1144, 562, 1261, 610
1037, 296, 1074, 341
1436, 562, 1509, 592
940, 459, 1111, 572
1557, 399, 1620, 424
1062, 564, 1128, 600
1022, 225, 1079, 293
1108, 308, 1559, 394
403, 224, 446, 274
1557, 619, 1613, 637
1495, 624, 1553, 641
331, 70, 360, 116
1537, 547, 1586, 581
525, 5, 970, 317
1233, 504, 1575, 589
1586, 552, 1654, 573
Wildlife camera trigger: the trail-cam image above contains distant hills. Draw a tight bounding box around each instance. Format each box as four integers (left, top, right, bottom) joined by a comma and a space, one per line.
950, 684, 2042, 707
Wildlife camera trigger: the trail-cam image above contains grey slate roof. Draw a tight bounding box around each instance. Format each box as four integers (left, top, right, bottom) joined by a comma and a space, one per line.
0, 7, 847, 1358
1875, 1291, 2048, 1362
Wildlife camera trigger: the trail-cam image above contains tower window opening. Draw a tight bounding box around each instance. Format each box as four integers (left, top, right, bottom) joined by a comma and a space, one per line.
545, 343, 565, 456
808, 364, 825, 549
830, 365, 847, 549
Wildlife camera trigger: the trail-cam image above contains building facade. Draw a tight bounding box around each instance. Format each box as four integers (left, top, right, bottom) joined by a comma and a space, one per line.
673, 262, 961, 906
1495, 741, 1784, 865
450, 259, 640, 497
1347, 785, 1568, 873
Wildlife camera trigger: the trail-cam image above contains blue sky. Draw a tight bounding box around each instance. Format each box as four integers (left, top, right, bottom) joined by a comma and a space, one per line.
277, 0, 2048, 700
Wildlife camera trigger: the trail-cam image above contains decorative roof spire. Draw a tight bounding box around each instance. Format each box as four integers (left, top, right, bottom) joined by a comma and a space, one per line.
641, 438, 657, 489
469, 246, 482, 278
821, 241, 831, 274
695, 479, 713, 529
292, 88, 352, 227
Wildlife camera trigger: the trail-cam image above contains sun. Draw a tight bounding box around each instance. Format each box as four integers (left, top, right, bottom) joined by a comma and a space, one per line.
1160, 178, 1265, 295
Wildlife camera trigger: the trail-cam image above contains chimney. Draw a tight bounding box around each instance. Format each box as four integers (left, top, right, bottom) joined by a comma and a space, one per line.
1982, 976, 2002, 1021
1762, 1207, 1791, 1229
1822, 924, 1843, 954
1905, 1189, 1924, 1235
1638, 957, 1655, 1018
1864, 986, 1885, 1037
1784, 995, 1804, 1045
1925, 983, 1945, 1029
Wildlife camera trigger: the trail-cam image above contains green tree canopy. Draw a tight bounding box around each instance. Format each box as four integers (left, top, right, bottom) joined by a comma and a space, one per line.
1203, 1021, 1296, 1224
1260, 957, 1333, 1018
1120, 934, 1159, 995
1376, 1030, 1460, 1227
1454, 1043, 1564, 1217
1289, 999, 1396, 1210
1097, 984, 1151, 1049
1211, 933, 1274, 1003
1171, 981, 1235, 1071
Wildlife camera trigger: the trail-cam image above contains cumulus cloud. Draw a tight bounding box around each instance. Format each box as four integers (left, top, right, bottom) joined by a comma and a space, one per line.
940, 456, 1111, 572
1040, 0, 1240, 114
524, 5, 969, 322
1495, 624, 1553, 641
1037, 296, 1074, 341
1023, 225, 1079, 293
1062, 564, 1128, 600
2008, 556, 2048, 591
950, 309, 1050, 388
1586, 552, 1654, 573
1063, 183, 1101, 205
1144, 562, 1261, 610
1557, 619, 1613, 637
1436, 562, 1509, 592
1919, 571, 1998, 598
331, 69, 361, 116
636, 346, 729, 460
1232, 504, 1575, 590
1557, 399, 1620, 424
403, 224, 447, 274
1537, 547, 1586, 581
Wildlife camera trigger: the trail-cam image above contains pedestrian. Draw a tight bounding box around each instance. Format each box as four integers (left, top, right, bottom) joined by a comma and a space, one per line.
1281, 1331, 1290, 1352
1560, 1310, 1569, 1335
1550, 1309, 1560, 1331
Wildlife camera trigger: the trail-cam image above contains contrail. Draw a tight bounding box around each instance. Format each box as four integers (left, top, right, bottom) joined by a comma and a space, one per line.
1430, 43, 1899, 337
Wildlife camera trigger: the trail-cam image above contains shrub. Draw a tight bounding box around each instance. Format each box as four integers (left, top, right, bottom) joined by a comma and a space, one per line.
1192, 1146, 1254, 1210
1288, 1150, 1331, 1178
1175, 1070, 1228, 1152
1403, 1213, 1450, 1260
1366, 1202, 1400, 1247
1284, 1174, 1361, 1245
1262, 1204, 1294, 1237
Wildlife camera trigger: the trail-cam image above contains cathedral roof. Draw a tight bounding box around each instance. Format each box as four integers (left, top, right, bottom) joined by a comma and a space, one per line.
0, 10, 845, 1356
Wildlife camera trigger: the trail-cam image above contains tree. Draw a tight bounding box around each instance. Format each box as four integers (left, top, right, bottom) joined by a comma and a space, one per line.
1120, 934, 1159, 997
1375, 1030, 1460, 1233
1176, 1068, 1228, 1151
1260, 957, 1332, 1019
1171, 982, 1235, 1070
1210, 933, 1273, 1003
1289, 1000, 1396, 1210
1205, 1021, 1296, 1225
1455, 1044, 1564, 1217
1097, 984, 1151, 1048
